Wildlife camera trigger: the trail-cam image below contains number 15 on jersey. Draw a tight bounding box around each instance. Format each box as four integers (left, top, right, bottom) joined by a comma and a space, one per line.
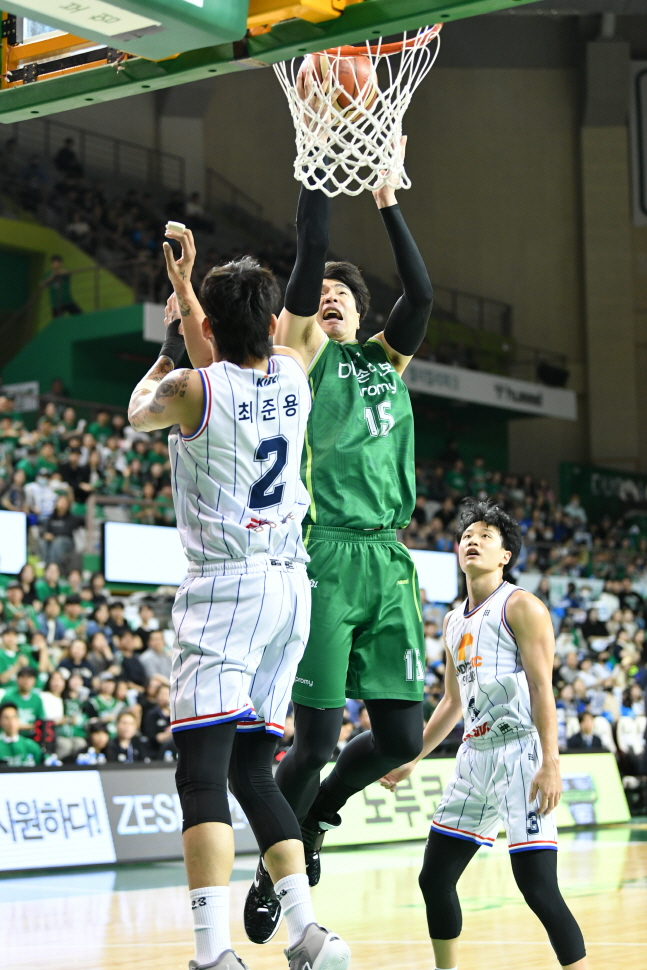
364, 402, 394, 438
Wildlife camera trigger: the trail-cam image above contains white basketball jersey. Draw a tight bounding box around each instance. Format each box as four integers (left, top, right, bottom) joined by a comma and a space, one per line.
445, 581, 534, 747
168, 354, 311, 567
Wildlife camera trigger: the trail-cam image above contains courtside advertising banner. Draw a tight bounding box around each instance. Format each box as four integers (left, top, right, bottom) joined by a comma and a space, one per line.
0, 753, 629, 871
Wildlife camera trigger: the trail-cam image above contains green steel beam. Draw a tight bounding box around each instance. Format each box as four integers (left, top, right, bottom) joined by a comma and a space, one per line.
0, 0, 538, 123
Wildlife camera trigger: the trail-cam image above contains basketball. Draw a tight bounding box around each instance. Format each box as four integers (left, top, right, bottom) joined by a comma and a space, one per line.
296, 52, 379, 120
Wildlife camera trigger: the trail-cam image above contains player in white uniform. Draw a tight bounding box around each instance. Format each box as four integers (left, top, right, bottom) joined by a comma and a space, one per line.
380, 500, 587, 970
128, 231, 350, 970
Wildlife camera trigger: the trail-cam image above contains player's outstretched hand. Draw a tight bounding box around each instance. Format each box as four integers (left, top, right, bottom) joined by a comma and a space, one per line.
530, 760, 562, 815
163, 226, 196, 291
165, 293, 184, 336
379, 761, 416, 792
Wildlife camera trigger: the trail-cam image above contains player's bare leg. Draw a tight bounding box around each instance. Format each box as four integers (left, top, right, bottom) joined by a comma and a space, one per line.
430, 937, 458, 970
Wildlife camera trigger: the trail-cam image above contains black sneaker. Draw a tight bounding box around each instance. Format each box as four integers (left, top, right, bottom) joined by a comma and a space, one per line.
243, 857, 283, 944
300, 812, 341, 887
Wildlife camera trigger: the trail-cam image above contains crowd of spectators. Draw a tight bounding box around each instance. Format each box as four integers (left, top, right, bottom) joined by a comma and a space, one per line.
0, 395, 175, 568
0, 573, 176, 766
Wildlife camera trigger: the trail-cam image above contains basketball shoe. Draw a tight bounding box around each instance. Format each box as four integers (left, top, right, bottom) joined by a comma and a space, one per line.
285, 922, 350, 970
243, 857, 283, 944
300, 812, 341, 887
189, 950, 249, 970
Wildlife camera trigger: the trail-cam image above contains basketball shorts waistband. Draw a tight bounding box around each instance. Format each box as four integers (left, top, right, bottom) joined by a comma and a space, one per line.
186, 555, 308, 577
303, 525, 398, 543
465, 727, 538, 750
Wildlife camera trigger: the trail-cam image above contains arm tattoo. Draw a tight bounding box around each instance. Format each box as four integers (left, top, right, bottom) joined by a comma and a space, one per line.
178, 295, 191, 318
130, 368, 192, 427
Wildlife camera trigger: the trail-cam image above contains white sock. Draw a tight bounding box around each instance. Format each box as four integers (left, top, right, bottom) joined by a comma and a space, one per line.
274, 873, 316, 947
189, 886, 231, 967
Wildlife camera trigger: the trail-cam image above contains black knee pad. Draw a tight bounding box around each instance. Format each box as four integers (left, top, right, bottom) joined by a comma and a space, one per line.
174, 722, 237, 832
511, 850, 586, 966
229, 731, 302, 856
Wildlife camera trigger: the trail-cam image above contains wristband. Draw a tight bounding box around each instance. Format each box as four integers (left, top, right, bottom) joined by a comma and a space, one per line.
159, 318, 185, 366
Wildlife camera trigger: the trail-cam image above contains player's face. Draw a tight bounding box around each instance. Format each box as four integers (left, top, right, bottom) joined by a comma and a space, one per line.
458, 520, 511, 577
318, 279, 360, 341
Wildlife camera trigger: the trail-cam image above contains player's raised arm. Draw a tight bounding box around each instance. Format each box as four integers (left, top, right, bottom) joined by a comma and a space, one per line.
128, 320, 203, 434
506, 590, 562, 816
380, 617, 462, 791
276, 183, 330, 364
163, 226, 214, 368
372, 139, 433, 376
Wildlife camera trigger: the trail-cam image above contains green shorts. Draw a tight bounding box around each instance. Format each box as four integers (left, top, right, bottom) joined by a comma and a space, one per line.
292, 525, 425, 709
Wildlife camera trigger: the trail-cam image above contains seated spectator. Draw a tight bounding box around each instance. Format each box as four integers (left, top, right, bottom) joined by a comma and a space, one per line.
108, 601, 130, 639
134, 602, 159, 648
79, 720, 110, 764
105, 710, 148, 763
3, 582, 38, 636
141, 682, 173, 757
60, 594, 87, 641
58, 638, 94, 688
135, 674, 169, 724
40, 495, 83, 571
40, 670, 66, 725
1, 467, 27, 512
621, 684, 646, 717
16, 562, 38, 606
37, 596, 66, 645
87, 672, 121, 733
555, 684, 579, 719
559, 651, 581, 684
90, 571, 109, 604
35, 562, 70, 604
56, 673, 90, 761
139, 629, 171, 681
117, 630, 147, 691
3, 667, 46, 734
0, 702, 43, 765
86, 631, 115, 677
25, 469, 57, 525
0, 627, 33, 685
87, 409, 112, 443
86, 603, 114, 644
59, 449, 92, 504
567, 712, 607, 751
564, 493, 587, 524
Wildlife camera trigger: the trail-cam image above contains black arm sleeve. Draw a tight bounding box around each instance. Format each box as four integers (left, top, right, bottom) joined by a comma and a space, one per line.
283, 184, 330, 318
381, 204, 433, 356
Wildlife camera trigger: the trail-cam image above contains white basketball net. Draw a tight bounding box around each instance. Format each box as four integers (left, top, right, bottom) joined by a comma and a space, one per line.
274, 26, 442, 197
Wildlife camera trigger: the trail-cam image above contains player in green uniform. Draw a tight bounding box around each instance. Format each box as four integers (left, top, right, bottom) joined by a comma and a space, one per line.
242, 151, 433, 941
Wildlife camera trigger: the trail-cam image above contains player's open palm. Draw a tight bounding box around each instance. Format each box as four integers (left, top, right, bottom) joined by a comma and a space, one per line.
379, 761, 416, 792
163, 226, 196, 290
530, 761, 562, 815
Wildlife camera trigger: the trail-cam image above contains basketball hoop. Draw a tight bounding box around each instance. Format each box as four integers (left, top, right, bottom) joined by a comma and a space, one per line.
274, 26, 442, 198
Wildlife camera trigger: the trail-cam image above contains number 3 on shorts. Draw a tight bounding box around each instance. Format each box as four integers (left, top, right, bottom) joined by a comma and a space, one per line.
364, 402, 394, 437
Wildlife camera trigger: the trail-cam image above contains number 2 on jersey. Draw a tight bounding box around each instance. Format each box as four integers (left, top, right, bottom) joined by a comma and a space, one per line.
248, 435, 288, 510
364, 401, 394, 437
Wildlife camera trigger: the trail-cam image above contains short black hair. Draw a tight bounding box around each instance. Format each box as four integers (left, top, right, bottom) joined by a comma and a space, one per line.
199, 256, 281, 366
324, 261, 370, 321
0, 701, 18, 717
455, 498, 523, 572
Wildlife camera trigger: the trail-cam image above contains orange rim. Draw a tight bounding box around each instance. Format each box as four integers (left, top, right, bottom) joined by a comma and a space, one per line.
321, 24, 442, 58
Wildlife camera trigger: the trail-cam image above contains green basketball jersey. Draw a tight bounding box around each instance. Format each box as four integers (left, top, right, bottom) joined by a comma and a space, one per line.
302, 337, 415, 530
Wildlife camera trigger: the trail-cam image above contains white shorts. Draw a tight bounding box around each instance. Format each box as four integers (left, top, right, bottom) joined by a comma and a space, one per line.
170, 557, 310, 737
431, 733, 558, 854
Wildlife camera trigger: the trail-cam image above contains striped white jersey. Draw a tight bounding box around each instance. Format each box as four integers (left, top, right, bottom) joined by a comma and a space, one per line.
168, 354, 311, 567
445, 581, 534, 748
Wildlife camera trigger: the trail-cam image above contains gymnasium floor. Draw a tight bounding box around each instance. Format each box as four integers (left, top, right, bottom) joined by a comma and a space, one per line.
3, 825, 647, 970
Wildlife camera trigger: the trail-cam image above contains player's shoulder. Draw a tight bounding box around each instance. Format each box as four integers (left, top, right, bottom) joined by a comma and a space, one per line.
504, 586, 550, 625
